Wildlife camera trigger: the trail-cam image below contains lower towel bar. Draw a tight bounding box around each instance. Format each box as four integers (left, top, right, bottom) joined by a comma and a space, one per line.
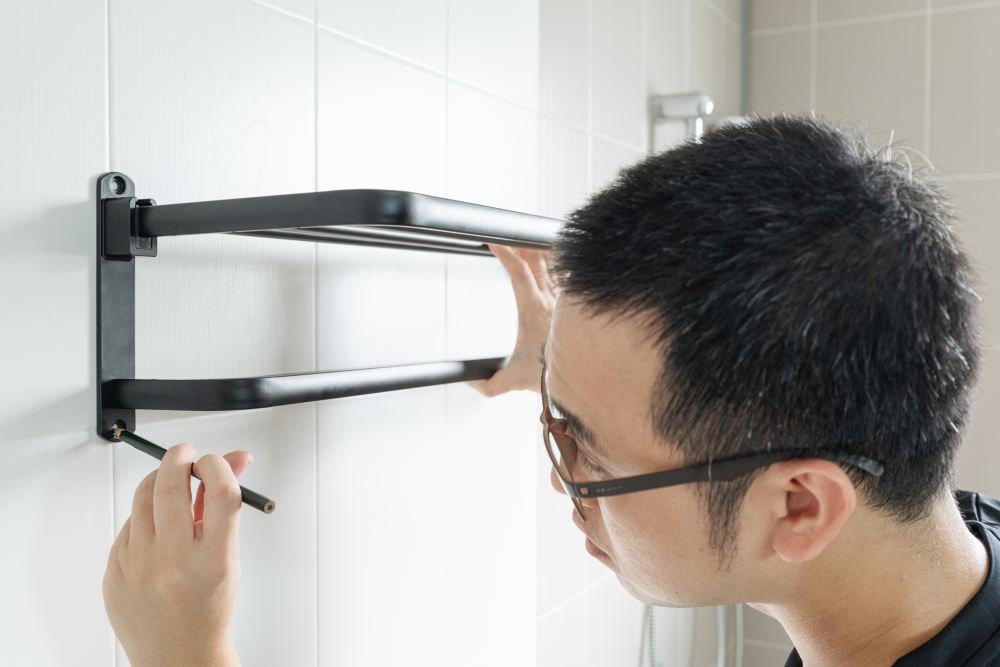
107, 357, 508, 412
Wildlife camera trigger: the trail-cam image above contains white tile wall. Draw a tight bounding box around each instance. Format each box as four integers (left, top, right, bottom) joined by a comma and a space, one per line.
2, 0, 742, 665
109, 4, 319, 667
592, 136, 647, 192
540, 0, 590, 128
929, 6, 1000, 176
539, 119, 589, 218
447, 83, 540, 213
592, 0, 647, 148
316, 31, 448, 196
816, 15, 927, 153
318, 0, 448, 71
448, 0, 540, 108
750, 0, 812, 30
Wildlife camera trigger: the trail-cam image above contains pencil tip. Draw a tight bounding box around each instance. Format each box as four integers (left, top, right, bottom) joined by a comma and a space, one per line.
111, 426, 122, 439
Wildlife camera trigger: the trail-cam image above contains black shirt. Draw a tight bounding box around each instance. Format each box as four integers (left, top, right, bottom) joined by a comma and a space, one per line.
783, 490, 1000, 667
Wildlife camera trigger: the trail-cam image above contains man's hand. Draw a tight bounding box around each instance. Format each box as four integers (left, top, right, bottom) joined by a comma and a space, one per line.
468, 243, 560, 397
103, 444, 251, 667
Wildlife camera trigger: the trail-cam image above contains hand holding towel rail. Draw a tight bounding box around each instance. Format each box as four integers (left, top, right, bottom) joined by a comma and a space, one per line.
96, 172, 562, 440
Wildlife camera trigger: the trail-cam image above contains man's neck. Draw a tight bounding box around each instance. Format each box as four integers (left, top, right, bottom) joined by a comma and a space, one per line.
753, 494, 990, 667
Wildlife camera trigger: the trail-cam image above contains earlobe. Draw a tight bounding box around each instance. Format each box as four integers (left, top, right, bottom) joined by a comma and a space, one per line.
770, 461, 857, 564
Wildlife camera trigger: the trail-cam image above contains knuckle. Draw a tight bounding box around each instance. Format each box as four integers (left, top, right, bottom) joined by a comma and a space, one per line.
166, 443, 196, 461
206, 481, 241, 506
203, 556, 240, 584
139, 470, 158, 490
133, 473, 157, 504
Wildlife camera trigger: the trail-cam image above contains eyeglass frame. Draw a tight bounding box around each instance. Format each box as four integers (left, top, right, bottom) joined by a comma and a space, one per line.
539, 364, 885, 520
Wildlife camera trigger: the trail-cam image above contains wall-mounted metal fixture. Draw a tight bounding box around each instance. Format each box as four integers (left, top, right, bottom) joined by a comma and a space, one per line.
650, 91, 715, 142
96, 172, 563, 441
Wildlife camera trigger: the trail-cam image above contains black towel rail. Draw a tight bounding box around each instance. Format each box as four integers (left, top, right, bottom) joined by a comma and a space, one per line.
96, 172, 562, 440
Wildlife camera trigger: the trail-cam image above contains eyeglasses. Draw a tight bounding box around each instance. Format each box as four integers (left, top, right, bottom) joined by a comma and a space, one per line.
539, 367, 885, 522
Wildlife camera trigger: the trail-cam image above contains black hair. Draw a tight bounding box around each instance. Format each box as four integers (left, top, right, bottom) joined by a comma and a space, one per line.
550, 113, 983, 561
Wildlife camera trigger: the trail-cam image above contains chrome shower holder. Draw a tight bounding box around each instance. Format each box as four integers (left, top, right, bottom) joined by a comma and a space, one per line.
650, 91, 715, 141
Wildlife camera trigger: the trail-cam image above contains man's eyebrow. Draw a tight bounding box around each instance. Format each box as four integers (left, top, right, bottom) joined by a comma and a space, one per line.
539, 342, 609, 461
550, 398, 608, 460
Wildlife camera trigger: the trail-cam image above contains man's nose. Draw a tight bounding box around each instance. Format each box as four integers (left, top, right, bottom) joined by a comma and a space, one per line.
550, 465, 599, 514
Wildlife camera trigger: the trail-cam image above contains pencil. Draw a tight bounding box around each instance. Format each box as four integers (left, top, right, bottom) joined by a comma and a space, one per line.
112, 427, 276, 514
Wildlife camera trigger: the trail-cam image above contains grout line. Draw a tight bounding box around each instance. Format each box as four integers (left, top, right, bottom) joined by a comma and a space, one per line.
313, 23, 540, 115
105, 0, 118, 664
444, 0, 451, 196
105, 0, 112, 171
246, 0, 313, 24
924, 0, 932, 157
809, 0, 817, 111
740, 0, 749, 115
246, 0, 539, 116
536, 571, 617, 623
641, 0, 649, 154
446, 76, 539, 116
586, 0, 594, 193
592, 130, 647, 155
314, 21, 447, 78
443, 0, 450, 530
697, 0, 741, 31
749, 23, 812, 37
815, 8, 928, 29
312, 0, 319, 663
932, 0, 1000, 14
684, 0, 691, 89
539, 112, 589, 137
952, 172, 1000, 181
750, 0, 1000, 36
742, 637, 795, 651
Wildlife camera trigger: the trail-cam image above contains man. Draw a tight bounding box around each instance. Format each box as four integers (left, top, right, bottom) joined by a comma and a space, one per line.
104, 114, 1000, 666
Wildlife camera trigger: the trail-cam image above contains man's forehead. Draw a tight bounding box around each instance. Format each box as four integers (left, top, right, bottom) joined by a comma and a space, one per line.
544, 299, 637, 382
543, 299, 664, 427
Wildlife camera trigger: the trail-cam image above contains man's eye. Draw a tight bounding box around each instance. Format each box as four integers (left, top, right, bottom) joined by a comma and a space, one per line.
566, 427, 606, 476
583, 457, 603, 474
577, 450, 605, 476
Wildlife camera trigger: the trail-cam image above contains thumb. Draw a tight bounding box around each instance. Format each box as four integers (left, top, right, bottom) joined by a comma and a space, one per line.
466, 367, 521, 397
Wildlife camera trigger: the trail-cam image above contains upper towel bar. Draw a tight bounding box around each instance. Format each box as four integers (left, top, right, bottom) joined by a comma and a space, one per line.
96, 172, 563, 440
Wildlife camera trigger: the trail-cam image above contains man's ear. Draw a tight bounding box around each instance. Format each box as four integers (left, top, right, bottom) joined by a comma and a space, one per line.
764, 459, 857, 564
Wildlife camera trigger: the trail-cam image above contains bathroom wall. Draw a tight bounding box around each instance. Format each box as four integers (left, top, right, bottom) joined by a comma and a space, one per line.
743, 0, 1000, 662
0, 0, 742, 665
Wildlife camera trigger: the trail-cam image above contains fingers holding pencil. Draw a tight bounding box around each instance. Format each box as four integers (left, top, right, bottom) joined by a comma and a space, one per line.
112, 427, 276, 515
104, 433, 247, 666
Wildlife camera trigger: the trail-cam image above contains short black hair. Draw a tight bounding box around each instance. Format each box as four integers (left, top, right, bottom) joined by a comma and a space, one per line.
551, 113, 983, 562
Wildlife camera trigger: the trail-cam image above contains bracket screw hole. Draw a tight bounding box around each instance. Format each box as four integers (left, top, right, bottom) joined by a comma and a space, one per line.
110, 175, 126, 194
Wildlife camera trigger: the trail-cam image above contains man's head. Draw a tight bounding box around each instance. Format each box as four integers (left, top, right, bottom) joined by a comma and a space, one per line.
542, 113, 983, 606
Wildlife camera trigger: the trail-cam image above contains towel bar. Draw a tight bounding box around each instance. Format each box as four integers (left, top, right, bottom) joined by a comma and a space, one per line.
96, 172, 562, 440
